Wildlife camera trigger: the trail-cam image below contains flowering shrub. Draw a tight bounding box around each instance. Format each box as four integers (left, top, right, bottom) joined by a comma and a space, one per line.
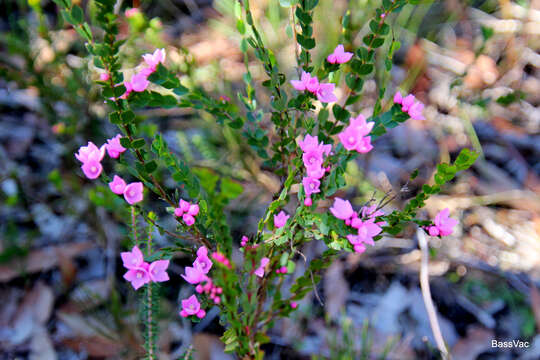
54, 0, 479, 358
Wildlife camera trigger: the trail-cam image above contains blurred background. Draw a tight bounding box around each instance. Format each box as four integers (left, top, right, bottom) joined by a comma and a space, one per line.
1, 0, 539, 359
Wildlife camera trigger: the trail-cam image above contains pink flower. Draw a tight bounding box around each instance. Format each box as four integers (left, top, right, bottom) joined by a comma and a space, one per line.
355, 137, 373, 153
241, 236, 249, 247
274, 211, 290, 228
124, 182, 144, 205
179, 295, 206, 318
290, 71, 319, 93
432, 208, 458, 236
304, 197, 313, 206
142, 48, 166, 72
125, 7, 140, 18
393, 91, 403, 104
346, 235, 367, 254
120, 81, 133, 99
316, 83, 338, 103
330, 198, 354, 220
183, 214, 195, 226
121, 246, 144, 269
302, 176, 321, 197
351, 217, 381, 244
148, 260, 170, 282
408, 101, 425, 120
298, 134, 320, 152
193, 246, 213, 274
302, 149, 324, 171
327, 44, 353, 64
338, 114, 374, 153
123, 265, 150, 290
306, 165, 325, 179
130, 72, 149, 92
211, 252, 231, 268
99, 73, 110, 81
349, 114, 374, 137
290, 301, 298, 309
181, 265, 205, 284
105, 134, 126, 158
401, 94, 415, 112
338, 125, 362, 151
361, 204, 386, 226
75, 142, 105, 164
188, 204, 199, 216
109, 175, 127, 195
254, 257, 270, 278
81, 160, 103, 179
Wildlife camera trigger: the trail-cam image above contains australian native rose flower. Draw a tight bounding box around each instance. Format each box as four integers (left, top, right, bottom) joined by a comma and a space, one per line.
75, 142, 106, 179
338, 114, 374, 154
290, 72, 337, 103
428, 208, 458, 236
109, 175, 127, 195
327, 44, 353, 64
105, 134, 126, 158
394, 91, 425, 120
330, 198, 354, 221
180, 295, 206, 319
124, 182, 144, 204
254, 257, 270, 278
193, 246, 213, 274
274, 211, 290, 228
121, 246, 169, 289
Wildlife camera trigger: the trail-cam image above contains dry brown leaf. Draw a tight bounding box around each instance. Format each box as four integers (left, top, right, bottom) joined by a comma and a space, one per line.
0, 241, 94, 282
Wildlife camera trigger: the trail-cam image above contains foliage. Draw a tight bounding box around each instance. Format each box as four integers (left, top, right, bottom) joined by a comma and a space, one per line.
51, 0, 478, 358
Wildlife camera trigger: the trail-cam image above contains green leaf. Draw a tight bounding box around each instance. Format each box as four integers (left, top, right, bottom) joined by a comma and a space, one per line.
71, 5, 84, 24
358, 64, 373, 75
131, 138, 146, 148
221, 178, 243, 200
145, 161, 158, 173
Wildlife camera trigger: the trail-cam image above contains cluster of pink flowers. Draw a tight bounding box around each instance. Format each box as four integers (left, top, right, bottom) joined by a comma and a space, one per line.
298, 134, 332, 206
120, 49, 165, 99
338, 114, 374, 154
211, 252, 232, 268
291, 71, 337, 103
179, 246, 217, 319
426, 208, 458, 237
75, 136, 127, 178
121, 246, 169, 290
125, 7, 140, 18
394, 91, 425, 120
274, 210, 290, 229
330, 198, 384, 253
326, 44, 353, 64
109, 175, 144, 205
240, 235, 249, 247
174, 199, 199, 226
254, 257, 270, 278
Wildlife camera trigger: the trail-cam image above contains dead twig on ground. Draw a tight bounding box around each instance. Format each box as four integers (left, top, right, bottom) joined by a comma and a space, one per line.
417, 229, 450, 360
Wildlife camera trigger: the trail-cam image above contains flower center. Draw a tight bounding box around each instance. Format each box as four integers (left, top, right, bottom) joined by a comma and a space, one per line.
349, 136, 355, 143
310, 183, 315, 189
136, 272, 142, 278
132, 259, 137, 264
129, 190, 134, 197
91, 166, 97, 172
